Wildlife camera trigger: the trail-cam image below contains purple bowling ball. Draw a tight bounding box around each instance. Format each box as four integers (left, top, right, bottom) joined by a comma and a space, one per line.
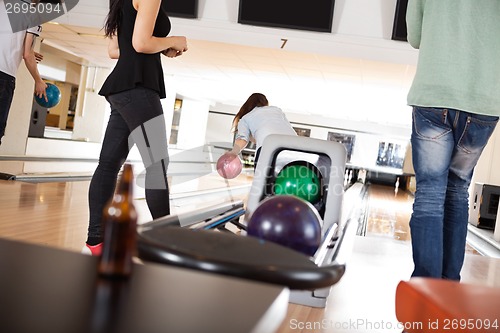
247, 195, 322, 256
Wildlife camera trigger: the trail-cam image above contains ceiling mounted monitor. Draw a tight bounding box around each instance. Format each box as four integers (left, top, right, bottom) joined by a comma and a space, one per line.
238, 0, 336, 33
164, 0, 199, 19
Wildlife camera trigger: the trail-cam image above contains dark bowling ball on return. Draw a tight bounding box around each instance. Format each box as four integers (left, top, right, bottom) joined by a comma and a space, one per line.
247, 195, 322, 256
35, 82, 61, 109
217, 152, 243, 179
274, 163, 321, 204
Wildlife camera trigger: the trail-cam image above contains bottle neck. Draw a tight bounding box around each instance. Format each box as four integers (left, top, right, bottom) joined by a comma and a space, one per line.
116, 164, 134, 199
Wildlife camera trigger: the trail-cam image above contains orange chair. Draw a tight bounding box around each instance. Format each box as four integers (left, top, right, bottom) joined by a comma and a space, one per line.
395, 278, 500, 333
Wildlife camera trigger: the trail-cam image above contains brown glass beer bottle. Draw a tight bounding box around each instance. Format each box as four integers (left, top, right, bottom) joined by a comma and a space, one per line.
98, 164, 138, 278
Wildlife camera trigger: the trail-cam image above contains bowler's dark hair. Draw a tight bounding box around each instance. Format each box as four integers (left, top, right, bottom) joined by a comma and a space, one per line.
104, 0, 124, 37
232, 93, 269, 132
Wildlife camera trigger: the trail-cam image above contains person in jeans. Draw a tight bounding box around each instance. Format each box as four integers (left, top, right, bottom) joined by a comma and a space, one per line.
84, 0, 188, 255
406, 0, 500, 280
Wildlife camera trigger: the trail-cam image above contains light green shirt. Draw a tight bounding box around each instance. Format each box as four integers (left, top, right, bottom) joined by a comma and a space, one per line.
406, 0, 500, 116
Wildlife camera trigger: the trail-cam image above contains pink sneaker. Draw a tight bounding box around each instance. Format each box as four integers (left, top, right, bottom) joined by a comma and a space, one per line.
82, 243, 103, 256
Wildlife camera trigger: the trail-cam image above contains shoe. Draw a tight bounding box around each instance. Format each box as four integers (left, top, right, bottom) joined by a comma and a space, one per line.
82, 243, 103, 256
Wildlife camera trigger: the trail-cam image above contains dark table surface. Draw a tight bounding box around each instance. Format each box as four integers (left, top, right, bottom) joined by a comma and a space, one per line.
0, 237, 289, 333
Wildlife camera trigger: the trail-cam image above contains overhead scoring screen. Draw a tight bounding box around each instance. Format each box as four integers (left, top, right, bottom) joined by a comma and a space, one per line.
164, 0, 198, 19
238, 0, 336, 33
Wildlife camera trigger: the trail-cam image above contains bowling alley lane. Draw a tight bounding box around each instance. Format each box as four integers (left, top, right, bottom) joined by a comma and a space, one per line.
363, 183, 413, 241
362, 183, 483, 255
0, 169, 253, 252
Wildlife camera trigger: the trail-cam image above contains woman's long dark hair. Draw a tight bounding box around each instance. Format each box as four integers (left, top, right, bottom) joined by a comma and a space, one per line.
104, 0, 124, 37
231, 93, 269, 132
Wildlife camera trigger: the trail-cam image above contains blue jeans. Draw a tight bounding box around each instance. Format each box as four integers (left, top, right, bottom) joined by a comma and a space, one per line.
0, 71, 16, 142
410, 106, 498, 280
87, 87, 170, 243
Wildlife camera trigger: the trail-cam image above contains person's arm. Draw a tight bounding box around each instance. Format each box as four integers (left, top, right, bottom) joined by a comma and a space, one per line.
229, 117, 251, 155
230, 138, 248, 155
406, 0, 424, 49
132, 0, 188, 54
23, 32, 47, 100
108, 35, 120, 59
34, 52, 43, 62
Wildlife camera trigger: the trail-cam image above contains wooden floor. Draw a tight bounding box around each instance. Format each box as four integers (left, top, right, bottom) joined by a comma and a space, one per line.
0, 173, 252, 252
0, 180, 90, 252
1, 176, 499, 333
365, 185, 413, 241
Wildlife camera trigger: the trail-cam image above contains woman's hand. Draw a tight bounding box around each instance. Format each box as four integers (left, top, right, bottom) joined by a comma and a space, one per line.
161, 36, 188, 58
162, 48, 182, 58
166, 36, 188, 54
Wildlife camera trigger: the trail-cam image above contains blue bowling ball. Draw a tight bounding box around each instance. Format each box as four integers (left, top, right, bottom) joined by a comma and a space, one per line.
35, 83, 61, 109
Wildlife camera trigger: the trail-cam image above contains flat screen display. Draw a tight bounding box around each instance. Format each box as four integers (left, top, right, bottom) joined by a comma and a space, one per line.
238, 0, 336, 33
392, 0, 408, 41
164, 0, 198, 19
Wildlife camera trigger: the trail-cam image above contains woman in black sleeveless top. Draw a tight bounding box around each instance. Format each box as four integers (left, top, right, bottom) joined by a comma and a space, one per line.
84, 0, 188, 255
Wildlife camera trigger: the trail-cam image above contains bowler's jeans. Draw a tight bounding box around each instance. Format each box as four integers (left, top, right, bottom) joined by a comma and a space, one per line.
0, 71, 16, 143
87, 87, 170, 242
410, 106, 498, 280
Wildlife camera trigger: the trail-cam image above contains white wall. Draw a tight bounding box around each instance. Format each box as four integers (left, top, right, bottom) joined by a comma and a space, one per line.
0, 62, 33, 157
205, 112, 234, 146
175, 98, 210, 150
71, 66, 109, 143
0, 36, 45, 158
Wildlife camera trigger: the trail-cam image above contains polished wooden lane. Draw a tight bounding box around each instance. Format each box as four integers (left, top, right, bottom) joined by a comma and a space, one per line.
0, 180, 90, 251
364, 184, 479, 254
0, 172, 252, 252
0, 181, 416, 253
365, 184, 413, 241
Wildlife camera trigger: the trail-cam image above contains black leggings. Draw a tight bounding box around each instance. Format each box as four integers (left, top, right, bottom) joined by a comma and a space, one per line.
87, 87, 170, 243
0, 71, 16, 141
